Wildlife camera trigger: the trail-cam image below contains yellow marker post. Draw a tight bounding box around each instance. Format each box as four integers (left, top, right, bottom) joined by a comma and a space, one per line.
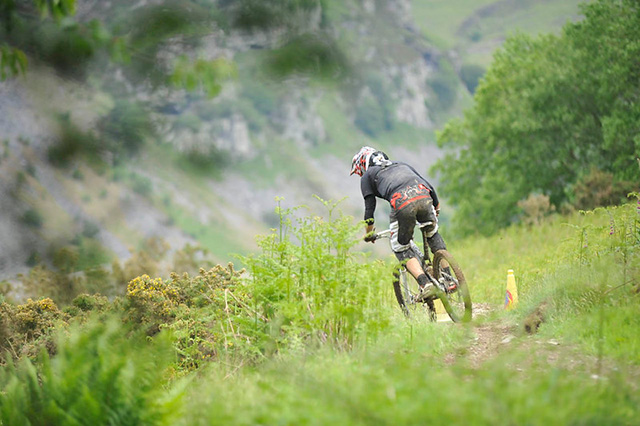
505, 269, 518, 310
434, 299, 451, 322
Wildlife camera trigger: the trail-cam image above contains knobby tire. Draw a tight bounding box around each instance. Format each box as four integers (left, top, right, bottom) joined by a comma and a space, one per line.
433, 249, 472, 323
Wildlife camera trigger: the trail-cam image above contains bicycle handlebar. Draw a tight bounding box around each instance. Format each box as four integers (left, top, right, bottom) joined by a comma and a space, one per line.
372, 221, 434, 242
372, 229, 392, 241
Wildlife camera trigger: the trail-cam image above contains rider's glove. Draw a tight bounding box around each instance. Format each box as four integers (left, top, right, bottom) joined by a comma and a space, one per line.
364, 231, 377, 243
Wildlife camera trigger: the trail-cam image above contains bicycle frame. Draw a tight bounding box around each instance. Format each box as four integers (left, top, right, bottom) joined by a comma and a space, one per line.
373, 224, 471, 322
374, 224, 442, 301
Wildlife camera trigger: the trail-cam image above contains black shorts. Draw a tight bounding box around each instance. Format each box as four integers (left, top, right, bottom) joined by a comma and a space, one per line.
389, 196, 437, 253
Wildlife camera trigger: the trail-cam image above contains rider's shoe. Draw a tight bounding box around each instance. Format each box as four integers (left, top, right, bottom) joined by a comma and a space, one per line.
417, 283, 435, 301
438, 277, 457, 292
439, 266, 457, 292
440, 278, 457, 292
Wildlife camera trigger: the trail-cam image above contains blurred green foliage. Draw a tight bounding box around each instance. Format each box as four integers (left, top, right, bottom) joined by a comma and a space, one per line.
47, 114, 101, 167
21, 208, 43, 229
0, 318, 183, 425
238, 197, 394, 351
435, 0, 640, 237
98, 100, 153, 161
355, 95, 389, 137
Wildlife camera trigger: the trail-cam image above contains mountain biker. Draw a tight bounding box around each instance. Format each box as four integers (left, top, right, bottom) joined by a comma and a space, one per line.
350, 146, 447, 296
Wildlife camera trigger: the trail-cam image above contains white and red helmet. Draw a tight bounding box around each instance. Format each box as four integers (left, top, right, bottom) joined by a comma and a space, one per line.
350, 146, 377, 176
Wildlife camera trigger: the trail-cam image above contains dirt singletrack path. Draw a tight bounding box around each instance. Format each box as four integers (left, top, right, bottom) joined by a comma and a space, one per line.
466, 321, 517, 368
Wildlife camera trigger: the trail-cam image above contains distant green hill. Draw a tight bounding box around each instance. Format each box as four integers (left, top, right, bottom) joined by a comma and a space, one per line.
411, 0, 589, 65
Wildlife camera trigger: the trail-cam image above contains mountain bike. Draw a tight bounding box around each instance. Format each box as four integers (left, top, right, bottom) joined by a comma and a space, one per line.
373, 225, 472, 322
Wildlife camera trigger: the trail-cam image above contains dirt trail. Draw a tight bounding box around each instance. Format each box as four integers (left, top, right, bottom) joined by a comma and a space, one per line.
449, 305, 640, 387
466, 321, 516, 368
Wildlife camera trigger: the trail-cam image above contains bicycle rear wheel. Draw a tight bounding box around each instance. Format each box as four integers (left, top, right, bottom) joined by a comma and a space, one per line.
433, 250, 472, 322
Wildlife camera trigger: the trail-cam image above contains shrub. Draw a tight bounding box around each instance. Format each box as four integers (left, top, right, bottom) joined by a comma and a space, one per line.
572, 167, 636, 210
18, 265, 79, 306
48, 115, 101, 167
517, 193, 555, 226
123, 264, 249, 371
238, 198, 394, 352
70, 293, 109, 313
0, 319, 183, 425
21, 208, 43, 229
98, 100, 152, 160
75, 237, 111, 271
130, 172, 153, 196
82, 220, 101, 238
172, 244, 215, 275
52, 246, 79, 273
0, 298, 69, 362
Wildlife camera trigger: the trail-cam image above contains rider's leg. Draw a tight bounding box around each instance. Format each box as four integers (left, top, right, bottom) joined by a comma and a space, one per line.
391, 230, 429, 287
391, 205, 431, 290
406, 257, 429, 287
417, 201, 447, 256
427, 231, 446, 255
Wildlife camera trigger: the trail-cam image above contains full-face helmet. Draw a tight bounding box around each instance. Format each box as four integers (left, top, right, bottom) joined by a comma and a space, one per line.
350, 146, 390, 176
350, 146, 377, 176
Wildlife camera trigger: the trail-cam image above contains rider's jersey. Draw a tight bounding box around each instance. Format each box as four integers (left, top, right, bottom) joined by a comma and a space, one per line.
360, 162, 439, 215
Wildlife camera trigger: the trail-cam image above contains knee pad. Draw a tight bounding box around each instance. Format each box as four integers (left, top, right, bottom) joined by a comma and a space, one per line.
394, 248, 414, 262
390, 221, 412, 253
394, 240, 422, 262
420, 222, 439, 238
427, 232, 447, 252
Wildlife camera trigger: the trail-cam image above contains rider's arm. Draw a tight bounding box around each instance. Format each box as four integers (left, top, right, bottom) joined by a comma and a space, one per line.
364, 194, 376, 223
363, 195, 376, 241
430, 186, 440, 214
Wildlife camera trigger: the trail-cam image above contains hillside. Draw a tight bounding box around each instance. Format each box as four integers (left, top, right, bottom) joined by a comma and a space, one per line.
0, 0, 590, 286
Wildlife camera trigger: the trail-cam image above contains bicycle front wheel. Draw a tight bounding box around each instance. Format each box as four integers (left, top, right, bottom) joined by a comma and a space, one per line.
392, 266, 436, 321
433, 250, 472, 322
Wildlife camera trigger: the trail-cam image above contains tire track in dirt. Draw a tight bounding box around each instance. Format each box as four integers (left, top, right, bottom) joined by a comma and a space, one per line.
465, 321, 516, 368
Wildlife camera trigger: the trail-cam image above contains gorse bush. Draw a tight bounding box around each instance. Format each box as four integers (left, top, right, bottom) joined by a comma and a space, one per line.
0, 298, 68, 363
123, 265, 249, 371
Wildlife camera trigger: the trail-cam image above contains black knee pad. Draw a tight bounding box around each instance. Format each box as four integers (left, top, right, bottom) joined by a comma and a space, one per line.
426, 232, 447, 252
394, 248, 414, 262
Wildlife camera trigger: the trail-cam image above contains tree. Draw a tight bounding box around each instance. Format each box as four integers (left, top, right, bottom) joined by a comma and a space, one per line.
434, 0, 640, 237
1, 0, 77, 76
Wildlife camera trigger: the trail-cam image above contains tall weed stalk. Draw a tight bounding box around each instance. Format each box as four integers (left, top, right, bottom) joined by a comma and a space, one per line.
239, 197, 395, 353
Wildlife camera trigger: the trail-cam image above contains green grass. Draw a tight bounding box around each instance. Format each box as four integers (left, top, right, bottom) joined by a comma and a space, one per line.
411, 0, 498, 49
3, 200, 638, 424
411, 0, 588, 62
164, 202, 247, 262
182, 201, 640, 423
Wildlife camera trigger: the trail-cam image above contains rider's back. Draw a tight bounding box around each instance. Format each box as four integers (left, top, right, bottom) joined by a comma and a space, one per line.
361, 162, 429, 201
